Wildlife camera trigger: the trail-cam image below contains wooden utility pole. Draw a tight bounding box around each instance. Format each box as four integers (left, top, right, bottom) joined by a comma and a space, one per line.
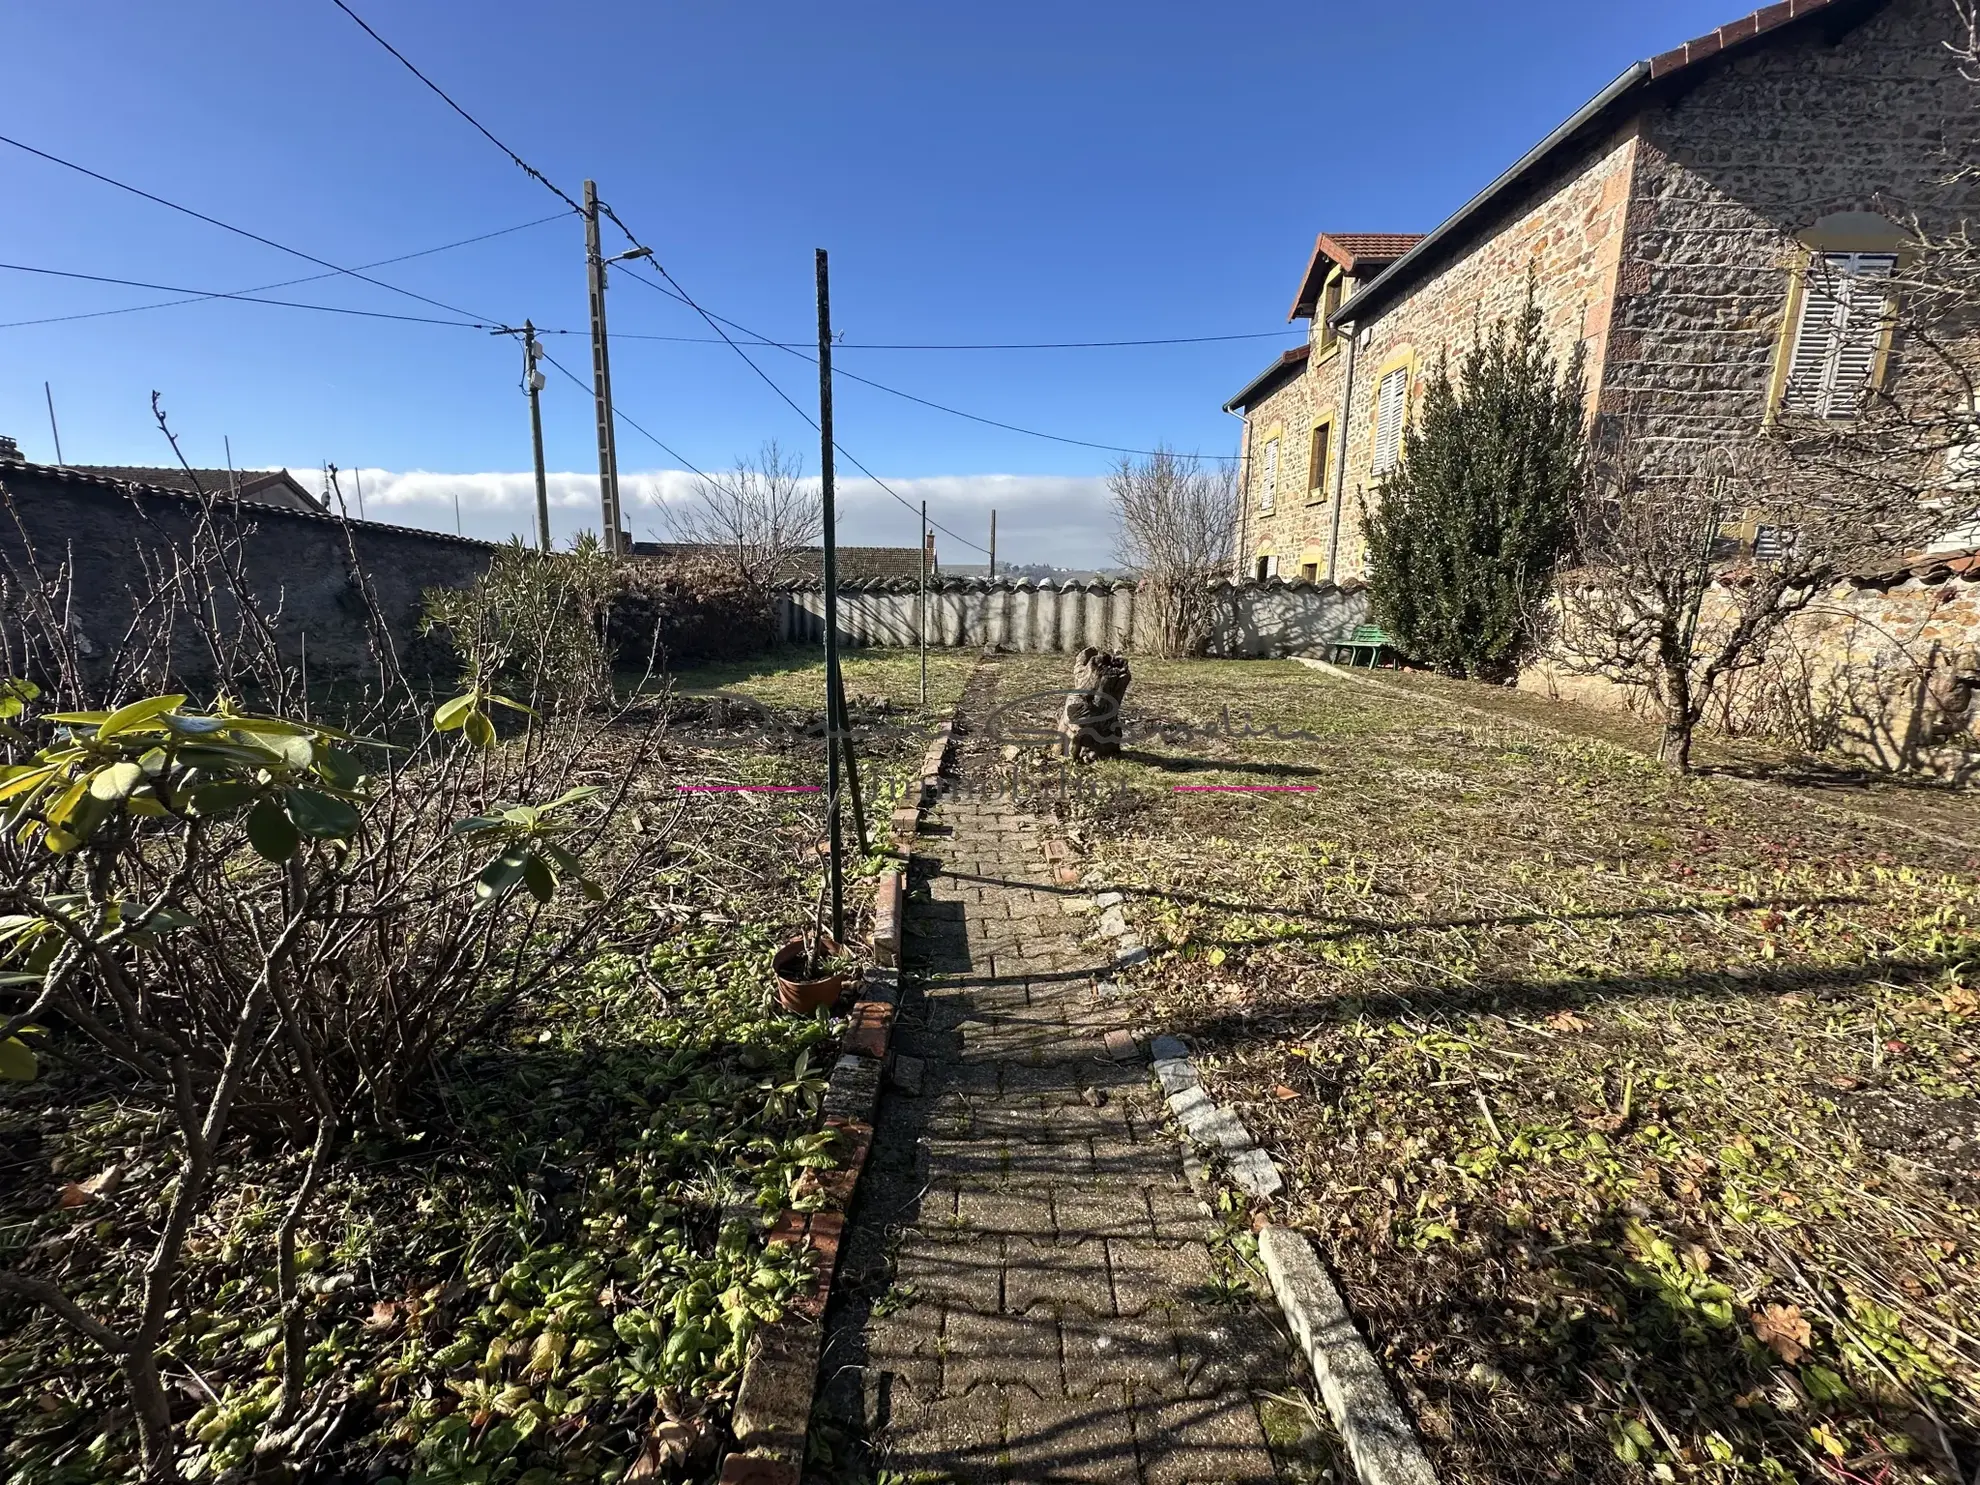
583, 181, 623, 554
817, 248, 845, 943
919, 500, 929, 708
523, 320, 551, 553
988, 508, 997, 578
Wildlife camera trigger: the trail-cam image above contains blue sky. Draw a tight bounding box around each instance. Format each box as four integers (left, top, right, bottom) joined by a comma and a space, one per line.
2, 0, 1742, 564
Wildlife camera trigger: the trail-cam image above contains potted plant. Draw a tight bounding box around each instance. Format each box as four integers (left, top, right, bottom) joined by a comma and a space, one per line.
773, 932, 852, 1014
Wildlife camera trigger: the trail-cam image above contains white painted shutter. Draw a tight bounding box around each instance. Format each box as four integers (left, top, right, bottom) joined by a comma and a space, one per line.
1373, 367, 1409, 473
1781, 252, 1895, 418
1259, 438, 1279, 512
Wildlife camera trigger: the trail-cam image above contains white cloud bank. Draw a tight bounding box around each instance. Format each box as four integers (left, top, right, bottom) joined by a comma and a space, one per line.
284, 466, 1119, 568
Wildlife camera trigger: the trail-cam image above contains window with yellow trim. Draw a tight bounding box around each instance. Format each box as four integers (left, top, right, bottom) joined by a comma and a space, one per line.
1372, 365, 1410, 474
1777, 251, 1897, 418
1258, 435, 1280, 513
1316, 272, 1344, 355
1305, 418, 1333, 502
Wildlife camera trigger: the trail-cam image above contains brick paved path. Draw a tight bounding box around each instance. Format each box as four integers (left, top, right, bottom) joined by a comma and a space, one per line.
821, 664, 1295, 1483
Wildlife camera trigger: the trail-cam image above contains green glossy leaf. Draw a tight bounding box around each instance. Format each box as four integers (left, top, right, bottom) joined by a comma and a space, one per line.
0, 677, 40, 720
522, 853, 556, 903
464, 711, 497, 750
433, 693, 478, 732
189, 780, 259, 817
0, 765, 60, 803
245, 797, 301, 863
475, 848, 532, 903
0, 1036, 36, 1081
314, 746, 363, 791
96, 694, 186, 739
285, 789, 361, 841
88, 761, 148, 802
486, 693, 537, 716
450, 814, 506, 836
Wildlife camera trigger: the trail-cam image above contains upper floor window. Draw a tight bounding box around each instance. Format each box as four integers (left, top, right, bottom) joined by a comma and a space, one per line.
1372, 366, 1410, 474
1317, 274, 1346, 354
1258, 436, 1279, 513
1307, 420, 1332, 501
1779, 251, 1897, 419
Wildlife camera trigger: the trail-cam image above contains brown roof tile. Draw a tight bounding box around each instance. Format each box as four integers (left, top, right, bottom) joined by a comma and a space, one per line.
1288, 233, 1427, 320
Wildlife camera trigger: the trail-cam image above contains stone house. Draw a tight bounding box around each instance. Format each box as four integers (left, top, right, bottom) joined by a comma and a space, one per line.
1224, 0, 1979, 585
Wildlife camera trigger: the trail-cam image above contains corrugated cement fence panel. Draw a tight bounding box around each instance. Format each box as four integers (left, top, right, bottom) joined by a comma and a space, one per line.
775, 579, 1365, 657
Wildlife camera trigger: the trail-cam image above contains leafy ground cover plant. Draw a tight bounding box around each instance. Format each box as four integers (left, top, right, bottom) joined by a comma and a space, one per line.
996, 653, 1979, 1485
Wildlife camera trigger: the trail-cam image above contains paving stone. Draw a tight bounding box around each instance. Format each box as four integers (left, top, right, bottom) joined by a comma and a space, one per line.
1106, 1238, 1219, 1318
1133, 1393, 1277, 1485
893, 1241, 1005, 1314
884, 1385, 1008, 1485
956, 1183, 1055, 1239
942, 1306, 1062, 1393
1051, 1186, 1155, 1243
1056, 1312, 1180, 1396
1003, 1238, 1114, 1316
1003, 1382, 1142, 1483
1148, 1034, 1190, 1061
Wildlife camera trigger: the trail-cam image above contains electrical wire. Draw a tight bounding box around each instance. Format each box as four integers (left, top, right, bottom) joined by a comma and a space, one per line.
0, 262, 507, 330
606, 259, 1238, 463
327, 0, 587, 218
0, 132, 504, 328
535, 348, 712, 482
0, 214, 567, 331
610, 328, 1303, 350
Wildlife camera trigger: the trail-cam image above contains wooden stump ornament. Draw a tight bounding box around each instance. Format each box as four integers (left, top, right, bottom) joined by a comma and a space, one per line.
1059, 646, 1132, 760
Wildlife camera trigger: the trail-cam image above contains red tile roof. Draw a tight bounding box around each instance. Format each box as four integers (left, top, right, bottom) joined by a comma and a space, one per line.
1289, 233, 1427, 320
1648, 0, 1844, 79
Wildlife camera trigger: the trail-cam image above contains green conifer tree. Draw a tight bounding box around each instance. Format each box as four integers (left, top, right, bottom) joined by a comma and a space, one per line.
1363, 281, 1587, 680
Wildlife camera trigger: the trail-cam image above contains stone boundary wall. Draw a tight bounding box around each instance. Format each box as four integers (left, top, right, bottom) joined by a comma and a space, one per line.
0, 460, 494, 687
1527, 561, 1980, 776
774, 576, 1367, 658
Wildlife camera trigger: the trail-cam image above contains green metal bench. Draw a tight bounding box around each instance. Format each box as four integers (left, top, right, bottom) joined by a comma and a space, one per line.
1332, 624, 1393, 668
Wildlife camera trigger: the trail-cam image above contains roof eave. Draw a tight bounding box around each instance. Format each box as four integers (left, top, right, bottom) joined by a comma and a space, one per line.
1222, 348, 1310, 413
1330, 60, 1649, 331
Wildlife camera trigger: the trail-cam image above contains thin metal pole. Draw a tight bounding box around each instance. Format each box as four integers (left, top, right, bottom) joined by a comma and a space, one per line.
919, 500, 928, 708
584, 181, 623, 553
525, 320, 551, 553
43, 382, 63, 465
988, 508, 996, 579
817, 248, 844, 944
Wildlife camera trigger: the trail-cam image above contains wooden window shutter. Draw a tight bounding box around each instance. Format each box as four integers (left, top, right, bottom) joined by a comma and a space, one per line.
1259, 437, 1279, 512
1373, 367, 1409, 473
1308, 423, 1331, 495
1781, 252, 1896, 418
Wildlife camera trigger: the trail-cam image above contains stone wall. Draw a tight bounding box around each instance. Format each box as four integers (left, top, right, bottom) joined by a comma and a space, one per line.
1606, 0, 1979, 479
775, 577, 1367, 658
0, 461, 494, 688
1526, 556, 1980, 776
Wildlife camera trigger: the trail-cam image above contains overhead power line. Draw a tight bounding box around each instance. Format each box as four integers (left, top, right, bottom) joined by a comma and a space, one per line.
0, 214, 566, 331
611, 328, 1304, 351
0, 132, 503, 328
607, 259, 1239, 463
328, 0, 586, 218
535, 347, 711, 483
0, 262, 506, 330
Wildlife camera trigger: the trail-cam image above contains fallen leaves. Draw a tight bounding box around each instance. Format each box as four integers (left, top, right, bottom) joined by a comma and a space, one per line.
1544, 1010, 1589, 1033
1750, 1303, 1813, 1364
56, 1165, 123, 1208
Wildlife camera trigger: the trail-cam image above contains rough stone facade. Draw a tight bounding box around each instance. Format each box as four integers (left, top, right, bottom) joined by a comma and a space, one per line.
0, 460, 494, 689
1606, 0, 1979, 479
1228, 0, 1978, 579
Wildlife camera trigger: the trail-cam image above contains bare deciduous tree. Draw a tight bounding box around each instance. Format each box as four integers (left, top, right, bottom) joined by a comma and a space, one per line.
1109, 448, 1239, 657
659, 439, 819, 591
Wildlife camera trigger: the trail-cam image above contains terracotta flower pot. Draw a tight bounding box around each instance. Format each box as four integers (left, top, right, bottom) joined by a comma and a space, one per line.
773, 934, 849, 1015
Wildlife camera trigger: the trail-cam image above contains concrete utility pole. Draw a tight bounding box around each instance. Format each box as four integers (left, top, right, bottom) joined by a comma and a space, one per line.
988, 508, 997, 578
817, 248, 845, 944
583, 181, 623, 553
919, 500, 928, 708
523, 320, 551, 553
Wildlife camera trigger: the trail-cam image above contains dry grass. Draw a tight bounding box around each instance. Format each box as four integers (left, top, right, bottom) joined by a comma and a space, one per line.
992, 653, 1979, 1485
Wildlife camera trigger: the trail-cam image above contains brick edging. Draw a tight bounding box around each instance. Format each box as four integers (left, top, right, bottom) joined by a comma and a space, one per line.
722, 704, 959, 1484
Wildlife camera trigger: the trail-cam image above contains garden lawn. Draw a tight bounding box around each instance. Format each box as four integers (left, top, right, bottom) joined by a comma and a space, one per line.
666, 645, 974, 717
991, 653, 1980, 1485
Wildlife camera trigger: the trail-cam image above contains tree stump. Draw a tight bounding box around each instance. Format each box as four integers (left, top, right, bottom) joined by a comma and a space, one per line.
1058, 646, 1132, 760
